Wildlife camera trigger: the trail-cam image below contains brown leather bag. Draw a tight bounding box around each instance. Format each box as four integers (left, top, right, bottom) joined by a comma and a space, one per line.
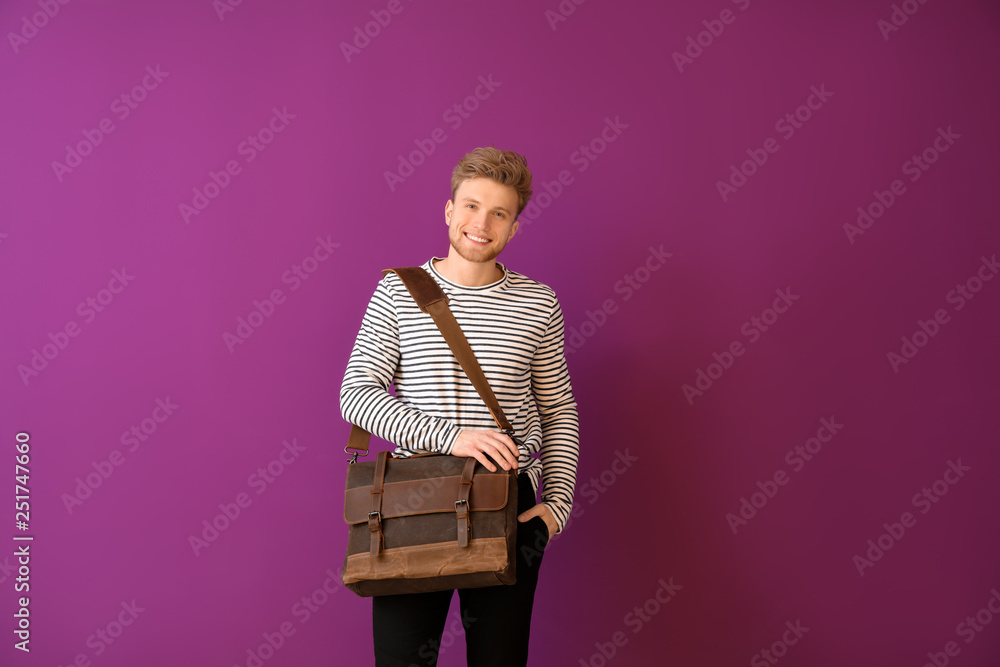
341, 267, 520, 597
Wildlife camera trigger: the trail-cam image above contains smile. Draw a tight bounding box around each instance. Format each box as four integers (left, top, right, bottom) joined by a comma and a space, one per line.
465, 232, 490, 244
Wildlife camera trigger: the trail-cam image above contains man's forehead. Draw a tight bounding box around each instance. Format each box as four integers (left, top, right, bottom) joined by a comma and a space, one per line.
455, 178, 517, 208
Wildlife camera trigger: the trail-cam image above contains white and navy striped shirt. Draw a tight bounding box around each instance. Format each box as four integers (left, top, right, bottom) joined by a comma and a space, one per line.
340, 257, 580, 532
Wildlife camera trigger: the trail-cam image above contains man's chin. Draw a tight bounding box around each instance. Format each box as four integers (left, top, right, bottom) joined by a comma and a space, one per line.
451, 242, 500, 264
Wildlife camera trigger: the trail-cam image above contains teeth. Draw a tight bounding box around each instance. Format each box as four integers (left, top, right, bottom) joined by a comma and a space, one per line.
466, 233, 489, 243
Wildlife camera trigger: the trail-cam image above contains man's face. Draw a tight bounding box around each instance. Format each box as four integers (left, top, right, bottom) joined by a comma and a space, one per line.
445, 177, 520, 264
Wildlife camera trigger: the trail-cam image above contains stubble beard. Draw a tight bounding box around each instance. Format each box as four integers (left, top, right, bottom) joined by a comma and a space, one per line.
449, 228, 503, 264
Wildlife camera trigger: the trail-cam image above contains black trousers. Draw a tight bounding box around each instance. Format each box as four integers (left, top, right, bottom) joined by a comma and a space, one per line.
372, 473, 550, 667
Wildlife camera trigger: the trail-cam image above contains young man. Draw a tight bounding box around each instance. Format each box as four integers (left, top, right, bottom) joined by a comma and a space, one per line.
340, 146, 580, 666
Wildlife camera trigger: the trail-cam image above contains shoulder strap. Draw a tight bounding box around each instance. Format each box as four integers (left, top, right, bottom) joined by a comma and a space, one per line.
345, 266, 513, 462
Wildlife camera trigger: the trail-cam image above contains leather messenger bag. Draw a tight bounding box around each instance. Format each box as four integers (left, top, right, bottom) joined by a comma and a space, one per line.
341, 267, 521, 597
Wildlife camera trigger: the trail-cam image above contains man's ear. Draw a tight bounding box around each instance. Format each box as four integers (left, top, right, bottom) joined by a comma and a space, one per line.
510, 219, 519, 238
445, 200, 453, 224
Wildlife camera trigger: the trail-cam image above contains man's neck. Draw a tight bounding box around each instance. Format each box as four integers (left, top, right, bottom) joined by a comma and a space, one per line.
433, 255, 503, 287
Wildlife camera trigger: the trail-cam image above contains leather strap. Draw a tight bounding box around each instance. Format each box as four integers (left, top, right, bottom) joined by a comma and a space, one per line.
368, 451, 389, 556
345, 266, 514, 459
455, 457, 477, 547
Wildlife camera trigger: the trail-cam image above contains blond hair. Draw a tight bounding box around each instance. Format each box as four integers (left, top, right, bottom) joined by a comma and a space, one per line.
450, 147, 533, 219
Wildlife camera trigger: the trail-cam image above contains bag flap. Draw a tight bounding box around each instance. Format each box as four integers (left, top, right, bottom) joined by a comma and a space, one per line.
344, 473, 510, 524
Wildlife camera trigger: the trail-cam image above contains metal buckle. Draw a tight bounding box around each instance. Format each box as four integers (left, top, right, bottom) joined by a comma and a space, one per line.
501, 429, 527, 453
454, 498, 468, 513
368, 510, 381, 526
345, 446, 360, 464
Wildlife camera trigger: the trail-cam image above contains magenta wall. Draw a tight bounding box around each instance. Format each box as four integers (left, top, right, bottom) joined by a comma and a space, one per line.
3, 0, 1000, 665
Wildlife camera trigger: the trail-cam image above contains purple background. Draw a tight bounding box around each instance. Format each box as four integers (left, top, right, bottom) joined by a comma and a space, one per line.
3, 0, 1000, 665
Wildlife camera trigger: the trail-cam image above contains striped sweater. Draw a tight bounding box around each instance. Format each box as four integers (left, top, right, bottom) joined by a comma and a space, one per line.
340, 257, 580, 533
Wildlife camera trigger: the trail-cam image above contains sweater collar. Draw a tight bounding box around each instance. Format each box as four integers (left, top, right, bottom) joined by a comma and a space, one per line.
425, 257, 509, 292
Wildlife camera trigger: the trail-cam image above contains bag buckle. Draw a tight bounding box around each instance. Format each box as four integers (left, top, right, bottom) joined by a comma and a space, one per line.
346, 446, 360, 464
500, 429, 527, 454
368, 511, 383, 556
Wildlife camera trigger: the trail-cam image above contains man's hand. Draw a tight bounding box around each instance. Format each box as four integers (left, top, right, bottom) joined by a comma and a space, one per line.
451, 428, 519, 472
518, 503, 558, 539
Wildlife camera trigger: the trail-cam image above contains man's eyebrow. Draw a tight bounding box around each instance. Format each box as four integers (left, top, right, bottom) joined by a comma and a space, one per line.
460, 197, 511, 214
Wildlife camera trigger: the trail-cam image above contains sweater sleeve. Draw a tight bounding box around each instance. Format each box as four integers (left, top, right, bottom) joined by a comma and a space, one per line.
339, 278, 462, 454
532, 294, 580, 534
